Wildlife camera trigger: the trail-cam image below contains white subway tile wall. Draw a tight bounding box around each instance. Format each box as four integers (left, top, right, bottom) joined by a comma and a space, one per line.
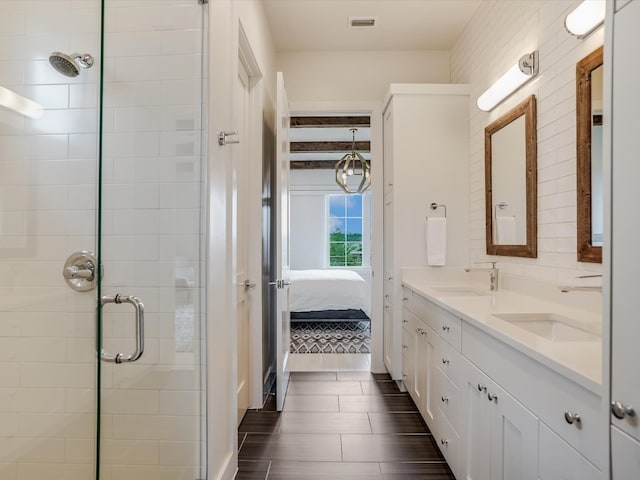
451, 0, 604, 284
0, 1, 100, 479
0, 0, 206, 479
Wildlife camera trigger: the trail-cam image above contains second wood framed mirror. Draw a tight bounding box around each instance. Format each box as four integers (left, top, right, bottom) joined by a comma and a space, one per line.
576, 46, 603, 263
484, 95, 537, 258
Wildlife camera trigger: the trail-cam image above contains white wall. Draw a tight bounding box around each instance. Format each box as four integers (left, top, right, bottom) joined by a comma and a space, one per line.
451, 0, 604, 284
277, 50, 450, 102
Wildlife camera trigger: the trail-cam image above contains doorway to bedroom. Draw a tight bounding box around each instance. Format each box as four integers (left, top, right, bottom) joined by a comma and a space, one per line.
288, 114, 373, 372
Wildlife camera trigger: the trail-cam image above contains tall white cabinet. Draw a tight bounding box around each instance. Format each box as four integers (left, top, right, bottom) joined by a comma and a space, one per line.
610, 0, 640, 476
382, 84, 470, 380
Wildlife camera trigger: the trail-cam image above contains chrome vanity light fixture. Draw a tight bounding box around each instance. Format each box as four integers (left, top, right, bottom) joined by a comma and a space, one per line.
335, 127, 371, 194
476, 51, 539, 112
565, 0, 605, 38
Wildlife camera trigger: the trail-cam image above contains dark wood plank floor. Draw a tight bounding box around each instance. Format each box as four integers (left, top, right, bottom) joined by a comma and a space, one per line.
237, 371, 455, 480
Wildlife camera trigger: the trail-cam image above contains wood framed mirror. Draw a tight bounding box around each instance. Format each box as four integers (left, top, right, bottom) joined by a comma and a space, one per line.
484, 95, 537, 258
576, 46, 603, 263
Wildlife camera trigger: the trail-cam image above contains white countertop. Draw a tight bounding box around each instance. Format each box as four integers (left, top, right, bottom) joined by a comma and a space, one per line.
402, 275, 603, 394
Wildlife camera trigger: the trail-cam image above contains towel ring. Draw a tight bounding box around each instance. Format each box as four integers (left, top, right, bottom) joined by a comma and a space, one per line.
427, 202, 447, 219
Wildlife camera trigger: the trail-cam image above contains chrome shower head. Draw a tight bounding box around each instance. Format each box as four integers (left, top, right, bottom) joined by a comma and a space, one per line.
49, 52, 94, 77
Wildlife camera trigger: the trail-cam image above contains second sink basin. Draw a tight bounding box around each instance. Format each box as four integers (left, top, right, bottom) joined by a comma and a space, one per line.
493, 312, 599, 342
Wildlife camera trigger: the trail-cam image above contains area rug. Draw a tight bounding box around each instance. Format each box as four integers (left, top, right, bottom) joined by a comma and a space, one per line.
290, 320, 371, 354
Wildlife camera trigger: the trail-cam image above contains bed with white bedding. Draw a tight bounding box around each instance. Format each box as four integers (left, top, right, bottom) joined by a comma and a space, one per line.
288, 269, 368, 319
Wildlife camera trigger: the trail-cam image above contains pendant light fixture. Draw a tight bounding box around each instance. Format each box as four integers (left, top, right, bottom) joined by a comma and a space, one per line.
335, 127, 371, 194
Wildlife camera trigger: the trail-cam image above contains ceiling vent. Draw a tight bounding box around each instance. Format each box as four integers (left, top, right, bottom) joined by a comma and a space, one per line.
348, 16, 377, 28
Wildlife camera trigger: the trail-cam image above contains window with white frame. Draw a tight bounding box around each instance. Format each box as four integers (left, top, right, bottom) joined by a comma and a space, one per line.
328, 194, 363, 267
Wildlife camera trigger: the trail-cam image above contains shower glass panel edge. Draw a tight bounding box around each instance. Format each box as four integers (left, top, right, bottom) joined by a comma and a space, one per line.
97, 1, 208, 479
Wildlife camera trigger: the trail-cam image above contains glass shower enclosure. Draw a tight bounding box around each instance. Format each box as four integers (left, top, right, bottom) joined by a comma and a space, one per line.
0, 1, 208, 478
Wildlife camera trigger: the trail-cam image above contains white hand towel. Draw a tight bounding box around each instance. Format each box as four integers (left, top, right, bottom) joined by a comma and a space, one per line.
426, 217, 447, 266
496, 216, 516, 244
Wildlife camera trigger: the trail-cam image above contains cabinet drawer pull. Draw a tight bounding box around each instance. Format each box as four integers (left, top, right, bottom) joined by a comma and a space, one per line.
402, 344, 408, 349
487, 392, 498, 402
441, 325, 451, 332
403, 297, 409, 302
611, 401, 635, 420
402, 319, 408, 324
564, 411, 581, 425
477, 384, 486, 392
441, 395, 449, 404
440, 438, 449, 446
442, 357, 450, 365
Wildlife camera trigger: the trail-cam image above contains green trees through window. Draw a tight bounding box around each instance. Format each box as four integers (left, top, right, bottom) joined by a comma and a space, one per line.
328, 194, 363, 267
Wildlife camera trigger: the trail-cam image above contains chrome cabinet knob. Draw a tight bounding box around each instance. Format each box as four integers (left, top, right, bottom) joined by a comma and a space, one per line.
442, 357, 450, 365
402, 319, 408, 324
402, 344, 408, 349
441, 395, 449, 404
403, 297, 409, 302
564, 411, 581, 425
487, 392, 498, 402
612, 401, 636, 420
477, 384, 487, 392
441, 325, 450, 332
440, 438, 449, 446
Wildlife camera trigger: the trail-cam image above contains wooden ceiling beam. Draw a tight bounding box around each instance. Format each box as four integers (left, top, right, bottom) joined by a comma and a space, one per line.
290, 116, 370, 128
290, 159, 373, 170
290, 141, 370, 152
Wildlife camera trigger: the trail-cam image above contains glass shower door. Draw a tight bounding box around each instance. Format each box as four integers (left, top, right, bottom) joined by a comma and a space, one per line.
0, 1, 101, 478
97, 1, 207, 479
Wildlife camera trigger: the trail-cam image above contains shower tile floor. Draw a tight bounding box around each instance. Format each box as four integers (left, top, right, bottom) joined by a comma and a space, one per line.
236, 370, 455, 480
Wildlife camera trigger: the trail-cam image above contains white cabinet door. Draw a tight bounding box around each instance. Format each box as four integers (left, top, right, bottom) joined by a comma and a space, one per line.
489, 382, 538, 480
401, 323, 415, 396
383, 103, 394, 193
461, 362, 492, 480
611, 0, 640, 444
414, 321, 436, 424
611, 425, 640, 479
539, 422, 602, 480
461, 359, 539, 480
383, 301, 393, 372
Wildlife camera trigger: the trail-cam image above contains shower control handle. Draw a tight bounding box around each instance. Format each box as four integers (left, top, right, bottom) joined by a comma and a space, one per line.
100, 294, 145, 364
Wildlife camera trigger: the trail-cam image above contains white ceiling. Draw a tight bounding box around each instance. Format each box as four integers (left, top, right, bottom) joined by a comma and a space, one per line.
262, 0, 482, 52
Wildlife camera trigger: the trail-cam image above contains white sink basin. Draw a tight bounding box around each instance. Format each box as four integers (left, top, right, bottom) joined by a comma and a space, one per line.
431, 286, 490, 296
493, 313, 600, 342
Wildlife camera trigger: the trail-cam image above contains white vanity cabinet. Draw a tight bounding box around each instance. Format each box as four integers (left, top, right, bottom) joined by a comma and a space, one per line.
382, 84, 469, 380
402, 287, 605, 480
610, 1, 640, 476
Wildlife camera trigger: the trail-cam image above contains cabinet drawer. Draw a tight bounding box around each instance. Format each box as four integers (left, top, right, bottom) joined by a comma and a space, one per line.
434, 368, 461, 433
539, 422, 602, 480
432, 412, 460, 476
413, 293, 461, 350
402, 287, 412, 310
462, 322, 607, 469
435, 333, 463, 388
402, 308, 416, 334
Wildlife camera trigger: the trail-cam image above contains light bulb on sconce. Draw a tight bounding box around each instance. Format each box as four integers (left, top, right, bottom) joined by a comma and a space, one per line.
476, 51, 539, 112
565, 0, 605, 38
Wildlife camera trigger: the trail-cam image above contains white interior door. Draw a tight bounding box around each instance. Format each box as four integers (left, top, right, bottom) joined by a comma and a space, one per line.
275, 72, 291, 411
235, 59, 251, 425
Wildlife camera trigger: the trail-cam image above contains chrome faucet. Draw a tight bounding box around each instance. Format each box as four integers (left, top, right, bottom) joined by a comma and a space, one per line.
559, 274, 602, 293
464, 261, 499, 291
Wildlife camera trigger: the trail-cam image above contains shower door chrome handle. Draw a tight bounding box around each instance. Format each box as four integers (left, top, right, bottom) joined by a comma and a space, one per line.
100, 294, 145, 364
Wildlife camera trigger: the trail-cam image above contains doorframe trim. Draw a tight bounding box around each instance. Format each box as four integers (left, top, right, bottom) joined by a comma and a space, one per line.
288, 100, 385, 373
237, 20, 265, 410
